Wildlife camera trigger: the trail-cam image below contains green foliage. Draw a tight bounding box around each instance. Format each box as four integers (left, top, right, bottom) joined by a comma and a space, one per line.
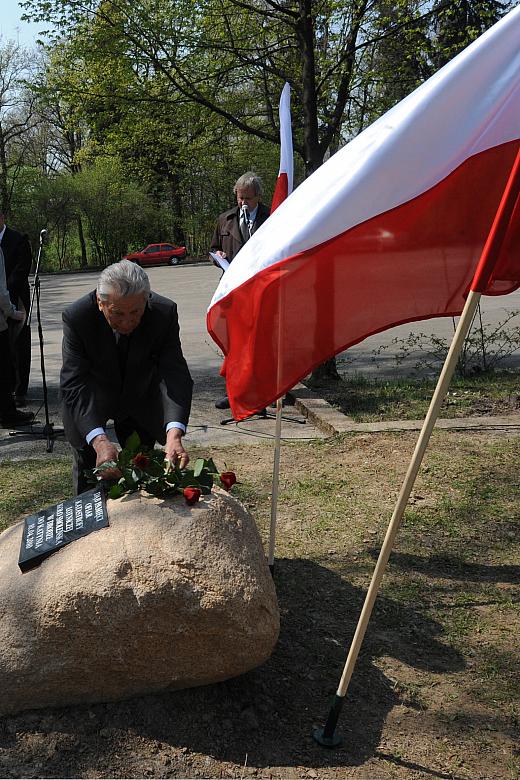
71, 157, 160, 265
11, 0, 513, 264
86, 431, 227, 502
430, 0, 510, 69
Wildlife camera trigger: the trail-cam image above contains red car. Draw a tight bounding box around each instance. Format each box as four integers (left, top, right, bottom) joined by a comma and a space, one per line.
123, 243, 187, 266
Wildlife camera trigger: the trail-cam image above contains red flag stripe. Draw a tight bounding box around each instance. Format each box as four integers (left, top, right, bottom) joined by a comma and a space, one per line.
271, 172, 289, 214
207, 140, 520, 420
472, 144, 520, 293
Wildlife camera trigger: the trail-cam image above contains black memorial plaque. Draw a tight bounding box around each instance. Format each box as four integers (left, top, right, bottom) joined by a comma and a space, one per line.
18, 488, 109, 572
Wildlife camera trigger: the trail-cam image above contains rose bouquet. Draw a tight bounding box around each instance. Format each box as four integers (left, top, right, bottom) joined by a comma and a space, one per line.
86, 431, 236, 504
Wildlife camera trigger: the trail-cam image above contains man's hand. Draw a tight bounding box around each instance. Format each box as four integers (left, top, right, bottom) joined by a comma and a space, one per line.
215, 250, 227, 259
11, 310, 25, 322
91, 434, 121, 479
165, 427, 189, 470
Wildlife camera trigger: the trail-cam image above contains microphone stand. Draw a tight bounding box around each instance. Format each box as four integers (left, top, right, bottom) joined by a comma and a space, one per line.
220, 401, 306, 426
9, 229, 64, 453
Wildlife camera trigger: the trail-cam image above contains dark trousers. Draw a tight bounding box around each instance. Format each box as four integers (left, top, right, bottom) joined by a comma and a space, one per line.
0, 328, 16, 418
72, 417, 156, 495
12, 322, 31, 397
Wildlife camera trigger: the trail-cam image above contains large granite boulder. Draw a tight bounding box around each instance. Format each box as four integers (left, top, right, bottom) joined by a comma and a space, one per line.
0, 489, 279, 716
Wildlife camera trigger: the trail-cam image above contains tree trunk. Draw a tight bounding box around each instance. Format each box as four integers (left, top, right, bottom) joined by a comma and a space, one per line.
298, 0, 323, 177
0, 126, 9, 215
311, 357, 341, 381
77, 215, 88, 268
168, 170, 185, 246
298, 0, 339, 381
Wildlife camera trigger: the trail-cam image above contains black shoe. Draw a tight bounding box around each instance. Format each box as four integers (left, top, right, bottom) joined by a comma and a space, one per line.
1, 409, 35, 428
215, 396, 231, 410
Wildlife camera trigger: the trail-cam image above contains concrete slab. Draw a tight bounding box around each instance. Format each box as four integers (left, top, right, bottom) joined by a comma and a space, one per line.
289, 384, 520, 435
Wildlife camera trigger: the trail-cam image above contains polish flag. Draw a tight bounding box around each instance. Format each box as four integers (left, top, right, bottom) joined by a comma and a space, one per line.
271, 83, 293, 213
207, 6, 520, 421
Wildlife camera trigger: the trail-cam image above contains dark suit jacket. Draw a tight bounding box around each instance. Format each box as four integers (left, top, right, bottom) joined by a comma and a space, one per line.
60, 291, 193, 449
1, 226, 32, 312
210, 202, 270, 262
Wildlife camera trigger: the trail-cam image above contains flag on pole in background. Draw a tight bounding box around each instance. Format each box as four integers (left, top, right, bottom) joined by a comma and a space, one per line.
207, 6, 520, 421
271, 83, 293, 213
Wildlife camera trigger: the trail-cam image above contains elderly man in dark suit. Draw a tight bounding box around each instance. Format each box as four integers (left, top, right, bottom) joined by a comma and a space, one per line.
0, 212, 33, 406
60, 260, 193, 494
210, 171, 270, 409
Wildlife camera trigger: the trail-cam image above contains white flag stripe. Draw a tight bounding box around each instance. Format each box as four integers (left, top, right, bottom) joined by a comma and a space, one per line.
210, 5, 520, 309
279, 83, 293, 192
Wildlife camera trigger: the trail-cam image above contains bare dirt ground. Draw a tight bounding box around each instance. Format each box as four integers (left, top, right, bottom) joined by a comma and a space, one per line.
0, 431, 519, 779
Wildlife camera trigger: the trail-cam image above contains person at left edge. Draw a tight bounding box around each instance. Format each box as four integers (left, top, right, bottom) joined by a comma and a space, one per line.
0, 211, 32, 406
60, 260, 193, 495
0, 245, 34, 427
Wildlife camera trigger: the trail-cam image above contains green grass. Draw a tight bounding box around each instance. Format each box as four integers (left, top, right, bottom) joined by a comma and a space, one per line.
1, 432, 518, 763
307, 370, 520, 421
473, 647, 520, 704
0, 458, 71, 532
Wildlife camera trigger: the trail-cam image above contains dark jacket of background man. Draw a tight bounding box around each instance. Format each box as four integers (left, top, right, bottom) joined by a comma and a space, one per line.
60, 290, 193, 451
210, 202, 271, 263
0, 221, 33, 399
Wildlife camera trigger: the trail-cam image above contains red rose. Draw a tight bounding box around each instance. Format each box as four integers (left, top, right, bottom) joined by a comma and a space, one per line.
220, 471, 237, 491
131, 453, 150, 469
183, 487, 202, 505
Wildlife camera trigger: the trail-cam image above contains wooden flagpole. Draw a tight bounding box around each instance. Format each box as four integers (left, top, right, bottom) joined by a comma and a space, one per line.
268, 397, 283, 572
314, 143, 520, 747
267, 83, 293, 575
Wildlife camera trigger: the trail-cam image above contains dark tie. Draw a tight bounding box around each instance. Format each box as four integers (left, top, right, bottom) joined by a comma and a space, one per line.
240, 214, 249, 243
116, 334, 130, 377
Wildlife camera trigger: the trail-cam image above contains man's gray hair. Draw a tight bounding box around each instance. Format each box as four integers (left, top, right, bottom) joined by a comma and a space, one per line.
233, 171, 263, 196
97, 260, 151, 301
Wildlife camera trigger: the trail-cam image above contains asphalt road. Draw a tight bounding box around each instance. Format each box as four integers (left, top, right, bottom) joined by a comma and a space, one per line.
1, 262, 519, 462
33, 262, 520, 382
0, 263, 321, 461
341, 292, 520, 378
29, 263, 225, 388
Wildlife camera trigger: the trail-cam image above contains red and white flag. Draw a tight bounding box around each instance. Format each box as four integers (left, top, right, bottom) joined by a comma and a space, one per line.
208, 6, 520, 421
271, 83, 293, 213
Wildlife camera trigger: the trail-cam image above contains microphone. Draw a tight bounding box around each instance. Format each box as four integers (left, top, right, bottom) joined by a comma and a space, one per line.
241, 205, 251, 237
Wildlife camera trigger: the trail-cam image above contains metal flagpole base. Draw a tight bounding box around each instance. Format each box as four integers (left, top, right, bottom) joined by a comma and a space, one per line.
312, 728, 343, 748
312, 695, 344, 748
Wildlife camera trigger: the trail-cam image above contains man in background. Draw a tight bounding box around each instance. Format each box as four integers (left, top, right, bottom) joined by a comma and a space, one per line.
210, 171, 270, 409
0, 212, 32, 406
60, 260, 193, 494
0, 245, 34, 427
210, 171, 270, 266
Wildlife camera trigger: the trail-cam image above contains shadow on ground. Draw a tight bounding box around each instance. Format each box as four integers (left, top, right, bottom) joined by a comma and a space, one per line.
387, 551, 520, 585
0, 558, 466, 778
